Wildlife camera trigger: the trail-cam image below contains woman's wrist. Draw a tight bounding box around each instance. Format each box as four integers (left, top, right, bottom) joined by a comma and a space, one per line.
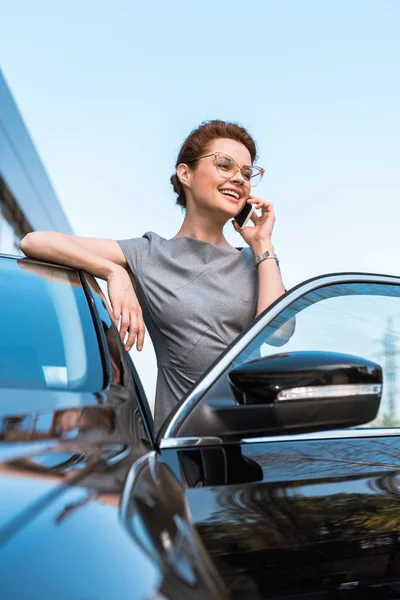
250, 239, 275, 257
104, 262, 126, 281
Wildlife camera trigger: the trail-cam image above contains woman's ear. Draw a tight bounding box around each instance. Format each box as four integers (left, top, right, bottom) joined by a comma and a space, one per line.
176, 163, 192, 188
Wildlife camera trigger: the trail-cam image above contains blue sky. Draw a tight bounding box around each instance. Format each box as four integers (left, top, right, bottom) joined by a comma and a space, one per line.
1, 0, 399, 401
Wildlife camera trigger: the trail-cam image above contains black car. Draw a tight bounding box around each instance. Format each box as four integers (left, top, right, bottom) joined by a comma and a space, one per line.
1, 254, 400, 599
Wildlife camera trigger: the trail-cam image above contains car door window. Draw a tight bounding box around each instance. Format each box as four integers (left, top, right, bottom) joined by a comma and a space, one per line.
0, 259, 103, 391
234, 281, 400, 427
82, 272, 155, 442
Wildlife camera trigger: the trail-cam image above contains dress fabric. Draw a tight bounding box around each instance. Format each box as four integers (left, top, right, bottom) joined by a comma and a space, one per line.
117, 232, 258, 432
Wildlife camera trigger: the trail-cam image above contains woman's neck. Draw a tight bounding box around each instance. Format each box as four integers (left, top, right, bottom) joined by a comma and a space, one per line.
174, 213, 231, 249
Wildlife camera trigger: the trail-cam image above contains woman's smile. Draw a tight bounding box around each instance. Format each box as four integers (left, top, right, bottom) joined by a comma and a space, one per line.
219, 186, 243, 204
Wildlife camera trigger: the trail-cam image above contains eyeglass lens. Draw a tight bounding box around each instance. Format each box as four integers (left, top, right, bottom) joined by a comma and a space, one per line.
215, 154, 261, 187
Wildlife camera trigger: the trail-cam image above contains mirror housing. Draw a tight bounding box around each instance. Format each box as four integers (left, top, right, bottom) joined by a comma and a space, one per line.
167, 351, 382, 441
229, 351, 381, 404
226, 351, 382, 435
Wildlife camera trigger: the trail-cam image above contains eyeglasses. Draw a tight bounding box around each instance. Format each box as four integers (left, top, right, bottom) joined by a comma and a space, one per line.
186, 152, 265, 188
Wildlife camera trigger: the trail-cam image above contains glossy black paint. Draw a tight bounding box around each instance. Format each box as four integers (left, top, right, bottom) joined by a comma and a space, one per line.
171, 436, 400, 599
225, 351, 382, 436
121, 451, 227, 599
3, 257, 400, 599
174, 353, 382, 441
0, 256, 226, 600
228, 351, 382, 404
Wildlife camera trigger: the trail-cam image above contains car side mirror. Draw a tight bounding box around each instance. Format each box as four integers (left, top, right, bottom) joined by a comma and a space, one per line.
227, 351, 382, 436
167, 351, 383, 441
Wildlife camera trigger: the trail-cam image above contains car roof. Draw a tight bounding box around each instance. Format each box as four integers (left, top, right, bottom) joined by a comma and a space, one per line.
0, 253, 74, 272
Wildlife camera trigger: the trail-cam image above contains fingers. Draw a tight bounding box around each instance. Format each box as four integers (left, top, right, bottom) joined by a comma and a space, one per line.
112, 298, 145, 352
119, 308, 130, 344
112, 298, 122, 325
250, 212, 259, 225
248, 198, 272, 211
136, 319, 145, 351
247, 195, 262, 207
107, 272, 145, 352
124, 314, 137, 352
249, 200, 275, 226
123, 309, 145, 352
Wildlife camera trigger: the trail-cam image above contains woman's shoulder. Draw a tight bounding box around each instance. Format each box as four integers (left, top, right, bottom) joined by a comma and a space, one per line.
117, 232, 254, 271
117, 231, 164, 248
116, 232, 166, 273
143, 231, 167, 244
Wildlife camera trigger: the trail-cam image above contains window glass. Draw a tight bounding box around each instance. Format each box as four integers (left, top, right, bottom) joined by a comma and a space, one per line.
0, 259, 103, 391
234, 282, 400, 427
0, 215, 16, 255
12, 234, 23, 256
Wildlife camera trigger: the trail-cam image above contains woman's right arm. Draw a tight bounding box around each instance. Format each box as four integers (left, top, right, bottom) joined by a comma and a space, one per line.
20, 232, 145, 352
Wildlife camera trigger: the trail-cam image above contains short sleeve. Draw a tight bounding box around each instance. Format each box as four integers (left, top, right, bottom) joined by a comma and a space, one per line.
117, 234, 150, 276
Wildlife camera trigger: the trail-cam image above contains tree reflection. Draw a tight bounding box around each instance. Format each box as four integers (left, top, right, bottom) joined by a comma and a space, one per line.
189, 437, 400, 597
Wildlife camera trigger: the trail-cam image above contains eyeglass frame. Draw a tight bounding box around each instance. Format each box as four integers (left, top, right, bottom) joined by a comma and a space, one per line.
185, 151, 265, 187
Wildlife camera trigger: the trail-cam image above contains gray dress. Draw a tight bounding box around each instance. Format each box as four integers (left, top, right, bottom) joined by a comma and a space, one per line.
117, 232, 258, 432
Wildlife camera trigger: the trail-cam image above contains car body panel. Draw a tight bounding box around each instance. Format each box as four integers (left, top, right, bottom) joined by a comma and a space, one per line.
171, 437, 400, 598
0, 255, 226, 599
0, 453, 161, 600
5, 256, 400, 598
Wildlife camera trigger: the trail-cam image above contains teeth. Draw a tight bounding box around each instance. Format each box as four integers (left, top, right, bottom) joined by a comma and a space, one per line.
221, 190, 240, 199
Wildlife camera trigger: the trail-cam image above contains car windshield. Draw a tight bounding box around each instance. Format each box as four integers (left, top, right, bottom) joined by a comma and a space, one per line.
0, 258, 103, 391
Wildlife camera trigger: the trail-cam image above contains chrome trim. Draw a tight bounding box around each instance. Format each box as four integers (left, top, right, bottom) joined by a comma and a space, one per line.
106, 445, 131, 466
241, 428, 400, 444
159, 436, 223, 450
119, 450, 155, 517
277, 383, 382, 401
164, 272, 400, 439
159, 429, 400, 451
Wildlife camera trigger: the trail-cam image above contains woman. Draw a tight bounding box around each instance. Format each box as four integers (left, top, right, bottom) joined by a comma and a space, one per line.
20, 120, 286, 432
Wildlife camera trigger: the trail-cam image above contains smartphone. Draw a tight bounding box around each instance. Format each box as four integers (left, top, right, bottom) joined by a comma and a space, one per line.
234, 201, 254, 229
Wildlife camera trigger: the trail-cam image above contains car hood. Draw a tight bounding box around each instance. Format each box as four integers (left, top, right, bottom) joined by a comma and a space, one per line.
0, 387, 160, 599
0, 386, 152, 533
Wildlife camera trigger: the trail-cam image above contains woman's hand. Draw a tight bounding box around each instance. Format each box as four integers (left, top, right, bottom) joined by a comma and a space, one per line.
232, 196, 276, 254
106, 266, 145, 352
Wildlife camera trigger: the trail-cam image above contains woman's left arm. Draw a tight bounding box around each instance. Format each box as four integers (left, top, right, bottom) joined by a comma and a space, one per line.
232, 197, 285, 317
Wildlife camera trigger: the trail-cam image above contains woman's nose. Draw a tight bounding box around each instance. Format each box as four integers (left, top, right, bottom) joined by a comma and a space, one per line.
232, 170, 246, 185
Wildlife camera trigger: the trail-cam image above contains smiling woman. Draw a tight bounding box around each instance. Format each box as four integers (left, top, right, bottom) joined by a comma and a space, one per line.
20, 119, 288, 432
170, 121, 259, 209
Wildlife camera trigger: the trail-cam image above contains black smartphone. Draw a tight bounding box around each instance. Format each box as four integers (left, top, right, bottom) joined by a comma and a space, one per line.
234, 201, 254, 228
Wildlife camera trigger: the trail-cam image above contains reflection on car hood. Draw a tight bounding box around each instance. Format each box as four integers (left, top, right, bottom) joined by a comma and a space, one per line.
0, 387, 100, 419
0, 387, 149, 543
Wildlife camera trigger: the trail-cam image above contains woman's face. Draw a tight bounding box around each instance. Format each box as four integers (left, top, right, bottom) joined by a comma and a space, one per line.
55, 409, 80, 432
186, 138, 252, 219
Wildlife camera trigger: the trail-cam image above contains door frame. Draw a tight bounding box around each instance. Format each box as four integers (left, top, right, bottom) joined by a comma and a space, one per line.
161, 271, 400, 446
